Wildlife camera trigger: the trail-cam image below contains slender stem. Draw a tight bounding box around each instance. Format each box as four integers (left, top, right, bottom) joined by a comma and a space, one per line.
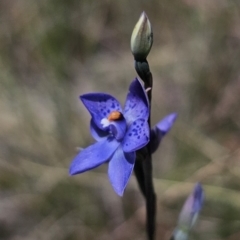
134, 158, 147, 197
143, 154, 156, 240
134, 60, 156, 240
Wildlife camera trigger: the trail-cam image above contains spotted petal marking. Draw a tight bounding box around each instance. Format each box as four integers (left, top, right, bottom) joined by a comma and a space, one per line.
122, 118, 149, 152
124, 78, 149, 125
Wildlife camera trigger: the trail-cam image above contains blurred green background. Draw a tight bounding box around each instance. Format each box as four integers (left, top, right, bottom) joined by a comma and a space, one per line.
0, 0, 240, 239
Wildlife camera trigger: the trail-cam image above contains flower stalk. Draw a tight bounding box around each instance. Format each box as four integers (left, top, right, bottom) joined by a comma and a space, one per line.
132, 12, 155, 240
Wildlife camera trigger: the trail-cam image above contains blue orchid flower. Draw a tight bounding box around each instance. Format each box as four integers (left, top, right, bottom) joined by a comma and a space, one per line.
69, 78, 150, 196
173, 183, 204, 240
151, 113, 177, 153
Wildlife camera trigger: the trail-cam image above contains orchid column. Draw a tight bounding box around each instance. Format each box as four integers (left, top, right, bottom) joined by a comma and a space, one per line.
131, 12, 156, 240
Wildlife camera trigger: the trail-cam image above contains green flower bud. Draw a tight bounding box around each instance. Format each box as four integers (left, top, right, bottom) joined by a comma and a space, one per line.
130, 12, 153, 61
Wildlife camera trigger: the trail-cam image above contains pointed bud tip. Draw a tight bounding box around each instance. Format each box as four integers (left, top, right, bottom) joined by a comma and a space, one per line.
193, 183, 204, 212
130, 12, 153, 61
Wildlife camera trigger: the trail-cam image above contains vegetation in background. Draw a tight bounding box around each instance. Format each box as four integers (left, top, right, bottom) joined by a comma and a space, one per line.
0, 0, 240, 239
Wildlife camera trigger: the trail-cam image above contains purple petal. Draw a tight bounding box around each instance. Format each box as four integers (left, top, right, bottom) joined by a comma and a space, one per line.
123, 78, 149, 124
156, 113, 177, 135
192, 183, 204, 213
108, 147, 135, 196
122, 119, 149, 152
151, 113, 178, 154
80, 93, 122, 130
69, 138, 120, 175
178, 183, 204, 229
90, 119, 108, 141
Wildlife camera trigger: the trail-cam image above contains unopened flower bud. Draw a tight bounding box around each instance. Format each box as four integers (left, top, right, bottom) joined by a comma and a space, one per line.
173, 183, 204, 240
131, 12, 153, 60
